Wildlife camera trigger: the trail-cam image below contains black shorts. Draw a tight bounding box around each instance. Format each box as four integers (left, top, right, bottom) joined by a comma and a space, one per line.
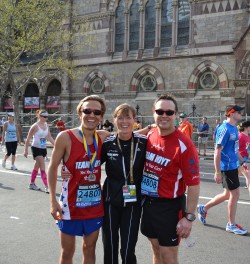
141, 195, 186, 247
221, 169, 240, 190
31, 146, 47, 159
5, 141, 18, 156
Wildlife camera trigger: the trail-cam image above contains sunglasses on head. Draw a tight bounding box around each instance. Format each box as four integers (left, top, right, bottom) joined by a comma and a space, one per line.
155, 109, 176, 116
82, 108, 102, 116
41, 116, 48, 118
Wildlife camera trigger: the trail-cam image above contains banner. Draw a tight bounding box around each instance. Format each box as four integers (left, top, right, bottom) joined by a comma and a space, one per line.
24, 97, 40, 109
46, 96, 60, 108
3, 97, 13, 110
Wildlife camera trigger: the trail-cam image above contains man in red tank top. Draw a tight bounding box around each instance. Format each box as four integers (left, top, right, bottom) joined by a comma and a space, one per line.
48, 95, 109, 264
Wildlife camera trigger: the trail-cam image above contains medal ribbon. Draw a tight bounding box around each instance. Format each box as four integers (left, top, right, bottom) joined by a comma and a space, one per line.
117, 136, 135, 184
78, 127, 98, 172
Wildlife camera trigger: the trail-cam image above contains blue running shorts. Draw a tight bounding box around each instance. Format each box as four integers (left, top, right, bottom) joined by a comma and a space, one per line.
57, 217, 103, 236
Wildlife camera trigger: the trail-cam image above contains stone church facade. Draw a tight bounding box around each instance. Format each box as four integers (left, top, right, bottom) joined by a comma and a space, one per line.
1, 0, 250, 120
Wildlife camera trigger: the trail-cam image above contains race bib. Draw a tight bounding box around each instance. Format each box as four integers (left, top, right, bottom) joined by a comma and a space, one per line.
123, 185, 137, 203
141, 171, 159, 197
40, 138, 46, 148
8, 131, 16, 138
76, 184, 101, 208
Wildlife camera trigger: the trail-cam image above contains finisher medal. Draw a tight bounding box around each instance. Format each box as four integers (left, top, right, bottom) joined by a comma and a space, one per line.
88, 173, 96, 181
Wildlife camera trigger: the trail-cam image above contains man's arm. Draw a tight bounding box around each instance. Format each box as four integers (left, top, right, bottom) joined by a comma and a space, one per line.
176, 185, 200, 239
186, 185, 200, 215
48, 132, 68, 220
214, 145, 223, 184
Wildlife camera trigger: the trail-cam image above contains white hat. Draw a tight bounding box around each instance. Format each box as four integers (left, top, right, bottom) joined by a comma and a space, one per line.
8, 112, 14, 117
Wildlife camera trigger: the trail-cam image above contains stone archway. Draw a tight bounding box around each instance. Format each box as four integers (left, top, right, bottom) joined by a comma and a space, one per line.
130, 64, 164, 92
188, 60, 228, 90
82, 70, 110, 94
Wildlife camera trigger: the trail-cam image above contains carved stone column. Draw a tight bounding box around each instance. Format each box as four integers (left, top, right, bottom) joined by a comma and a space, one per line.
154, 2, 161, 57
171, 0, 178, 56
189, 0, 195, 46
137, 4, 144, 59
108, 12, 115, 55
122, 7, 129, 59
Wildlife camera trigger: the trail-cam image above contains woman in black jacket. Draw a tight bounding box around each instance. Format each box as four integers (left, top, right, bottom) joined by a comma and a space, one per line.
101, 103, 147, 264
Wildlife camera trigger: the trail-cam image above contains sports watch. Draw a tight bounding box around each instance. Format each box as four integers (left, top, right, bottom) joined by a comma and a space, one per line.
185, 213, 196, 222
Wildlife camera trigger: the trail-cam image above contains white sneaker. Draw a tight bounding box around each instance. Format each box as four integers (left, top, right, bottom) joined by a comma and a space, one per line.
11, 165, 18, 170
28, 183, 40, 191
44, 186, 49, 193
2, 160, 6, 168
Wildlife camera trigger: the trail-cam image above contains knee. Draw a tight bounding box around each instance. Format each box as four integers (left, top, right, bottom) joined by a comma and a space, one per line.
83, 240, 96, 253
61, 246, 75, 261
230, 189, 240, 200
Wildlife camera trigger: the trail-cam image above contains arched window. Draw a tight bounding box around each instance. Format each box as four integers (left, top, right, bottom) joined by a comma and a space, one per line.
139, 74, 157, 92
129, 0, 140, 51
144, 0, 156, 49
90, 77, 105, 94
247, 67, 250, 79
177, 0, 190, 46
115, 0, 125, 52
198, 70, 219, 90
161, 0, 172, 47
46, 79, 61, 96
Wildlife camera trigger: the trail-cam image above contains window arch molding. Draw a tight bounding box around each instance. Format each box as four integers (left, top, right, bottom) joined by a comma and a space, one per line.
109, 0, 143, 12
130, 64, 164, 92
238, 50, 250, 79
82, 70, 110, 94
187, 60, 228, 90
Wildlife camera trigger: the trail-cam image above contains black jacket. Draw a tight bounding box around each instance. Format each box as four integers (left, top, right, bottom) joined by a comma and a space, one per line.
101, 133, 147, 207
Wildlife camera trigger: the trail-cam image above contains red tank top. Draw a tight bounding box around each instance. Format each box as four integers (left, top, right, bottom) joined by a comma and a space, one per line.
60, 130, 103, 220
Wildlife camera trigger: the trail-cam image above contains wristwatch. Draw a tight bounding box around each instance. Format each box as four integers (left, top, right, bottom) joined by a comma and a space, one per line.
147, 124, 152, 130
185, 213, 196, 222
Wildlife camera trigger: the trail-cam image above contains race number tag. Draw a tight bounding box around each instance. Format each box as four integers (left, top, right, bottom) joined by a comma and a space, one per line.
40, 138, 46, 148
76, 184, 101, 208
8, 131, 16, 138
123, 185, 137, 203
141, 171, 159, 197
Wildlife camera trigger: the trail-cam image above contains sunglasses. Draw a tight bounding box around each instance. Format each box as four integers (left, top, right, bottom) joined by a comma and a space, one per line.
82, 108, 102, 116
41, 115, 48, 118
155, 109, 176, 116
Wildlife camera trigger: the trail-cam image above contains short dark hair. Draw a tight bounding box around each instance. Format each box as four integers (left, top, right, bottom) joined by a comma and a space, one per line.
239, 120, 250, 132
153, 94, 178, 112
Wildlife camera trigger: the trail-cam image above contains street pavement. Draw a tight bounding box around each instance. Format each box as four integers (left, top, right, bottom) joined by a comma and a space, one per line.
0, 146, 250, 263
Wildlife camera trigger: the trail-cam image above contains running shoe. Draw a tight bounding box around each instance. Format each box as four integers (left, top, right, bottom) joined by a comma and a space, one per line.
28, 183, 40, 191
197, 204, 207, 224
226, 223, 248, 235
11, 165, 18, 170
44, 186, 49, 194
2, 160, 6, 168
